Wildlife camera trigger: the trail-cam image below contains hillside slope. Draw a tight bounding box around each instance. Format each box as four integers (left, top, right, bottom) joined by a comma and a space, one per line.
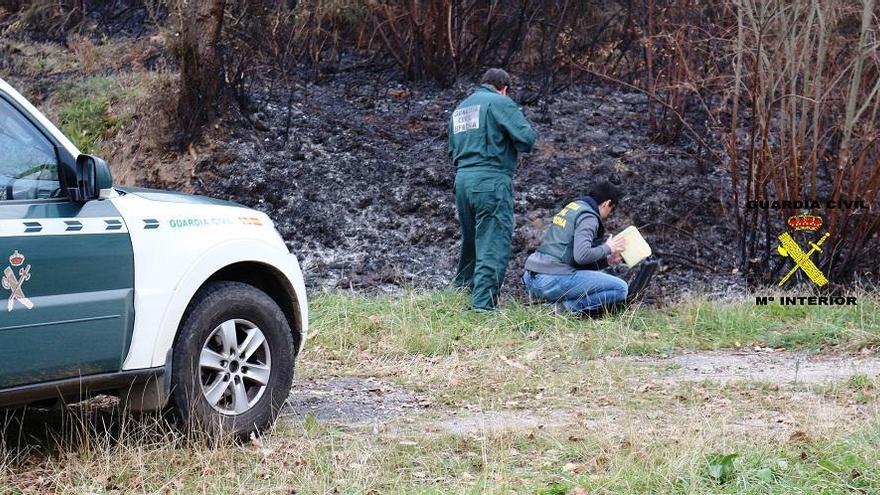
210, 72, 740, 301
0, 31, 741, 302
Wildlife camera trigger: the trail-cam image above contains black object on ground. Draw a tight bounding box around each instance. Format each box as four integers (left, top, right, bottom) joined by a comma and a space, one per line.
625, 258, 658, 305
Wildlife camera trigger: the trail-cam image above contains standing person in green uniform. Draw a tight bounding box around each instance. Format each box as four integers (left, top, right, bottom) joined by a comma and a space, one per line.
449, 68, 538, 310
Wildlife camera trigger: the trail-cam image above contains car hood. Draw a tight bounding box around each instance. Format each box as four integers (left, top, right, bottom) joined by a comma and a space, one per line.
115, 187, 244, 208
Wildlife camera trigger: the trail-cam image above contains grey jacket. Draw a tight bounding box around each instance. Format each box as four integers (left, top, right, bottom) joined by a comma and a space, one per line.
524, 214, 610, 274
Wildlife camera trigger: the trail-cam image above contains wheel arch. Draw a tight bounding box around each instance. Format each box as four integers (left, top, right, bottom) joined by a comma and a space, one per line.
202, 261, 304, 354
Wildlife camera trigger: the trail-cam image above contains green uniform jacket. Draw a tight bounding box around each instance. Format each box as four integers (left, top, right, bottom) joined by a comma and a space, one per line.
448, 85, 537, 177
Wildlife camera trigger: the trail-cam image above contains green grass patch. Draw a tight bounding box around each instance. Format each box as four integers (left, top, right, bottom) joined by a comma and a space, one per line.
310, 291, 880, 358
277, 420, 880, 494
564, 426, 880, 493
52, 76, 125, 154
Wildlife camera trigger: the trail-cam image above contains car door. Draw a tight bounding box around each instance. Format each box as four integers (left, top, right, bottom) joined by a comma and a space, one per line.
0, 93, 135, 389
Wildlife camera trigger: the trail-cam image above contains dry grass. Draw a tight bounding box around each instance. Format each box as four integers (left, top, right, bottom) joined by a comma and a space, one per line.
1, 292, 879, 493
0, 31, 201, 190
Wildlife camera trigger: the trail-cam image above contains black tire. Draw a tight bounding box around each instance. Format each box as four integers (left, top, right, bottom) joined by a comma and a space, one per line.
169, 281, 295, 439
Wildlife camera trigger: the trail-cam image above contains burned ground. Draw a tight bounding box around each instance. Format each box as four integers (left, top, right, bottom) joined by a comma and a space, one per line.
207, 70, 742, 302
0, 18, 744, 302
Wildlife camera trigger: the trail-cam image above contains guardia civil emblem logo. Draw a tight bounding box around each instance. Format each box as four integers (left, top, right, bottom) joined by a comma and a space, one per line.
2, 250, 33, 311
776, 212, 830, 287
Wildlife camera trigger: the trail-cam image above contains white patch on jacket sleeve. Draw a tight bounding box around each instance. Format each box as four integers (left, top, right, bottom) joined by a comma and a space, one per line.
452, 105, 480, 134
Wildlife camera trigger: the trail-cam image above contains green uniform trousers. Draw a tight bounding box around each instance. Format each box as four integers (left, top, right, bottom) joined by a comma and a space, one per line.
452, 171, 514, 310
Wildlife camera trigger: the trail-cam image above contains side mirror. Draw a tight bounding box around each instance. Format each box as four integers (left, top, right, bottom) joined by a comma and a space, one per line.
74, 154, 113, 202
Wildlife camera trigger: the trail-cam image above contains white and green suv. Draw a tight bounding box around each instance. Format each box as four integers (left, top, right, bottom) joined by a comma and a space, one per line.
0, 78, 308, 437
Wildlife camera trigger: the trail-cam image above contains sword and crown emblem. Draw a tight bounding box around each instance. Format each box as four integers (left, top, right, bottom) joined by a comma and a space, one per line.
2, 250, 34, 311
776, 212, 830, 287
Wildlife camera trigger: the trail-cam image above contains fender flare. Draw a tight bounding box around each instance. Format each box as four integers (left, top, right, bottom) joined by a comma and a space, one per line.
142, 239, 306, 368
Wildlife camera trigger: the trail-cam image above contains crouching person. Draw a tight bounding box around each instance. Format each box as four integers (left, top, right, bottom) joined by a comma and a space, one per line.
522, 182, 628, 314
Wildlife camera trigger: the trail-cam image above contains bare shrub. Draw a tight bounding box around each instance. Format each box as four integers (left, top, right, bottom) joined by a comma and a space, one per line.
364, 0, 590, 86
0, 0, 86, 37
229, 1, 369, 80
724, 0, 880, 284
637, 0, 734, 143
362, 0, 643, 87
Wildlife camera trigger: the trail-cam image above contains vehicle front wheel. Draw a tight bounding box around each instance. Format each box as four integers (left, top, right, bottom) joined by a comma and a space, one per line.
170, 281, 295, 438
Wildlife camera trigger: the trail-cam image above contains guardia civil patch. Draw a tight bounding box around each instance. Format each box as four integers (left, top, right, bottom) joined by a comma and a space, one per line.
452, 105, 480, 134
2, 250, 33, 312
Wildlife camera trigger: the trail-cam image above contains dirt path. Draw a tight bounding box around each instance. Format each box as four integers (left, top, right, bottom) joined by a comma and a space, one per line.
284, 376, 431, 423
284, 350, 880, 436
643, 349, 880, 384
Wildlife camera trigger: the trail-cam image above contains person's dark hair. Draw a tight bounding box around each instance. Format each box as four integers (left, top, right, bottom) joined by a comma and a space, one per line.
589, 181, 624, 207
480, 68, 511, 91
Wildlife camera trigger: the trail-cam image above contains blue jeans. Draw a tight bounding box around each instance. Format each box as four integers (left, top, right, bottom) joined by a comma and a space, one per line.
522, 270, 628, 313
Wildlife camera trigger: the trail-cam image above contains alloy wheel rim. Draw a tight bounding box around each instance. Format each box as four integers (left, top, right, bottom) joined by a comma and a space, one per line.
198, 318, 272, 415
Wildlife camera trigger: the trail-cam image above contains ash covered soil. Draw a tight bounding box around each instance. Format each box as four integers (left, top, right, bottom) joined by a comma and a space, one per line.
205, 70, 743, 302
